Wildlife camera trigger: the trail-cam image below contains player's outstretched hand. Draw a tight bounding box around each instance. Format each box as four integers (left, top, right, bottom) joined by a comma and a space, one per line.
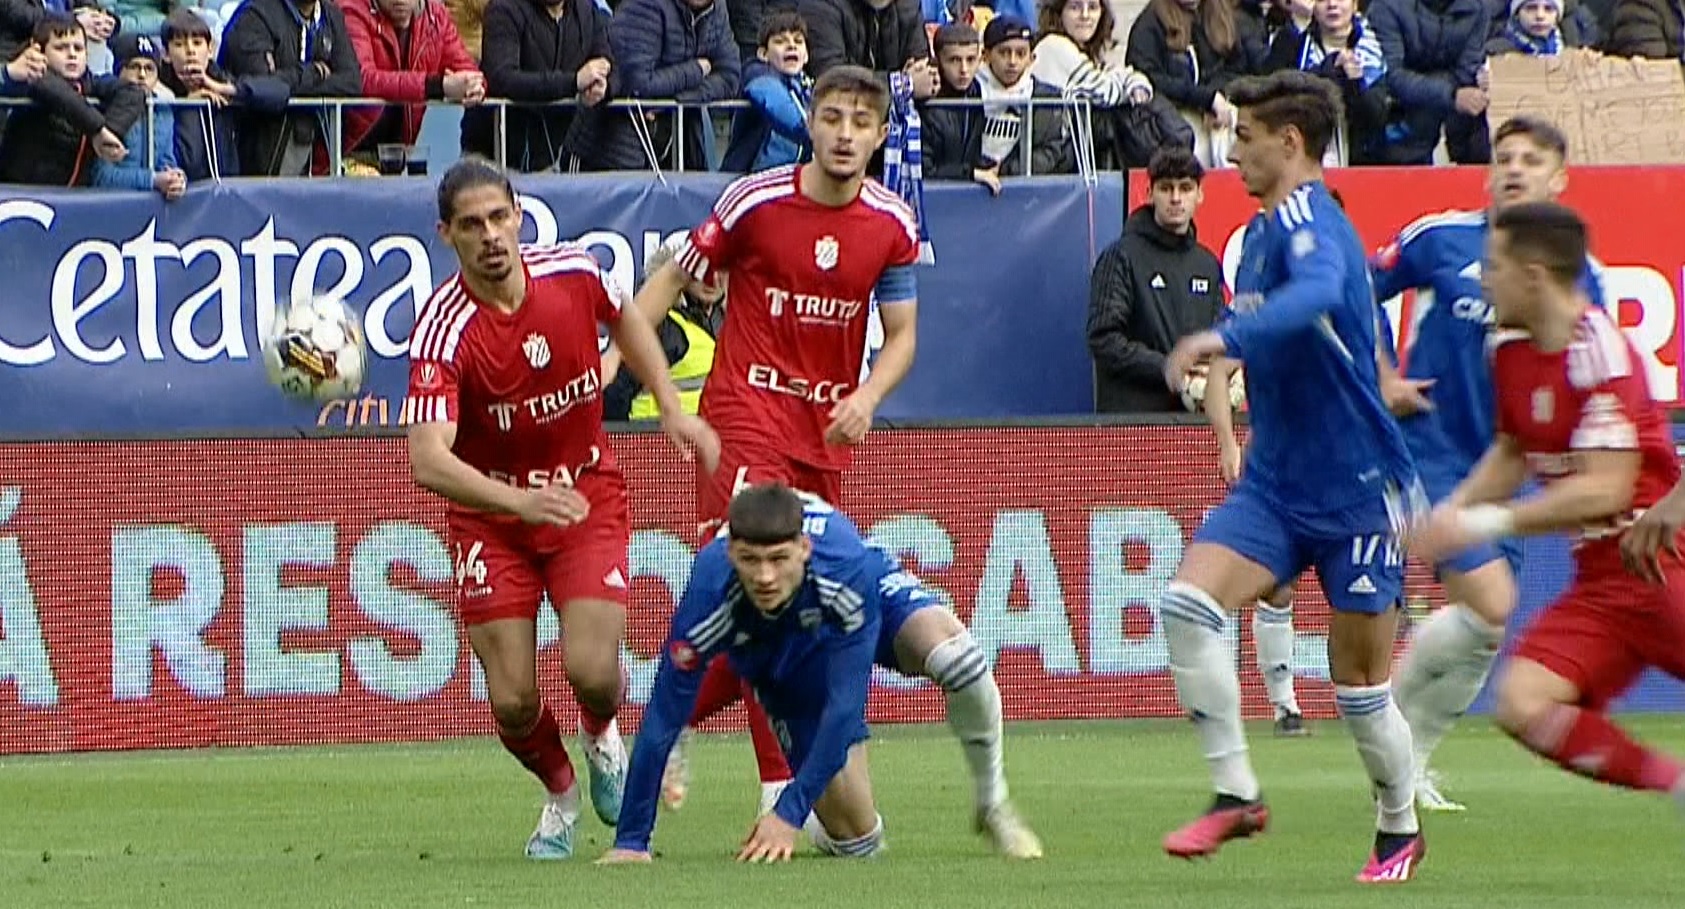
596, 848, 653, 865
516, 485, 591, 527
1164, 331, 1225, 395
1381, 374, 1435, 417
1406, 504, 1474, 565
662, 412, 721, 473
1623, 484, 1685, 583
736, 814, 798, 863
825, 390, 878, 446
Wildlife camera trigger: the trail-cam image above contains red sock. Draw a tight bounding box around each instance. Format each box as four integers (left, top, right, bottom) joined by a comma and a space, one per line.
743, 684, 793, 783
578, 702, 615, 738
1516, 704, 1684, 793
499, 704, 577, 795
687, 655, 745, 726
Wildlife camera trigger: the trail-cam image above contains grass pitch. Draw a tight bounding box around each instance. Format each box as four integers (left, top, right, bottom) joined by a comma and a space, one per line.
4, 719, 1684, 909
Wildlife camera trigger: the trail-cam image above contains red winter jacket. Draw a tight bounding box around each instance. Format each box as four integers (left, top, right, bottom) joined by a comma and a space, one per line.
338, 0, 479, 153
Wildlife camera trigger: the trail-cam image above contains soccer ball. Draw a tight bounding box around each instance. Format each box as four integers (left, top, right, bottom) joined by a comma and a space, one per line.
262, 294, 367, 402
1181, 368, 1247, 413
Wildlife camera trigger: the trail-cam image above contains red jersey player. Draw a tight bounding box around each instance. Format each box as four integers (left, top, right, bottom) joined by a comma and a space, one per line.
629, 66, 1041, 858
402, 158, 718, 861
1410, 201, 1685, 816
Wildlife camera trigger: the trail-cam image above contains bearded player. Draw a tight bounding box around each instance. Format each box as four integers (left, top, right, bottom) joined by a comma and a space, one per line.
632, 65, 1041, 858
403, 157, 719, 860
1411, 201, 1685, 820
1372, 116, 1605, 812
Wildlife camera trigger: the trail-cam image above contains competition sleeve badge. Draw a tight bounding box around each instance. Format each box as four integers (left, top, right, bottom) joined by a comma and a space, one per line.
669, 639, 699, 671
416, 362, 442, 391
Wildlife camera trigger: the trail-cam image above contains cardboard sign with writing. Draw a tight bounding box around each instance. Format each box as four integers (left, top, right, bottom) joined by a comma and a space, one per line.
1486, 50, 1685, 165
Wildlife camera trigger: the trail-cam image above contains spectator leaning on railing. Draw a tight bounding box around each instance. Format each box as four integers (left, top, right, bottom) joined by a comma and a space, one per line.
0, 15, 142, 185
722, 8, 813, 171
156, 8, 287, 180
601, 0, 741, 170
921, 22, 986, 181
478, 0, 612, 170
93, 32, 187, 198
341, 0, 483, 161
972, 15, 1073, 182
219, 0, 362, 175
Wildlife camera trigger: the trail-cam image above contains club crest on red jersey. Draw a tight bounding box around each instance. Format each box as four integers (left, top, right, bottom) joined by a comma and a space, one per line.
522, 332, 551, 369
814, 236, 839, 271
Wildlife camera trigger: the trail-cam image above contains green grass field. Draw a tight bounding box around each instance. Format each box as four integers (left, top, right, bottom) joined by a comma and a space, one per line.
5, 719, 1685, 909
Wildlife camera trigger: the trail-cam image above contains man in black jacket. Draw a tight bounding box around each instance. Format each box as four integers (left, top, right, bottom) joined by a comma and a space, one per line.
478, 0, 613, 171
219, 0, 362, 175
1087, 147, 1224, 413
799, 0, 935, 96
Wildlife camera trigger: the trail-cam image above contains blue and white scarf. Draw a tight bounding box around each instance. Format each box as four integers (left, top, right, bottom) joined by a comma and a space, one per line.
883, 72, 935, 265
1505, 20, 1562, 55
1298, 14, 1386, 90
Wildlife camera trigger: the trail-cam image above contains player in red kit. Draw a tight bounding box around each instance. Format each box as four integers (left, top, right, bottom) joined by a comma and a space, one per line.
402, 158, 719, 860
629, 66, 1041, 859
1410, 201, 1685, 820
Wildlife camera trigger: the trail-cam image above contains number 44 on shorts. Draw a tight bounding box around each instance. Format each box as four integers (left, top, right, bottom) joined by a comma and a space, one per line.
455, 541, 491, 597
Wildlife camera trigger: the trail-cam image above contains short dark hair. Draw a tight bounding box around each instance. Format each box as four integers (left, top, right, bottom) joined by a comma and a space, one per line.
1226, 70, 1343, 162
437, 155, 515, 223
1493, 200, 1588, 286
758, 8, 806, 46
34, 13, 82, 45
1494, 115, 1569, 159
727, 485, 806, 545
933, 23, 980, 53
162, 8, 213, 44
1147, 146, 1203, 185
812, 65, 891, 122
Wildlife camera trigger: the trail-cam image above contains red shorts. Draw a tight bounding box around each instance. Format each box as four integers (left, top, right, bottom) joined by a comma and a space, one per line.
447, 470, 631, 626
696, 445, 842, 539
1511, 556, 1685, 710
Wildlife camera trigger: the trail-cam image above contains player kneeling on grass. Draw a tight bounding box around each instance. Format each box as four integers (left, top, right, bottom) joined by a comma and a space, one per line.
601, 484, 1042, 863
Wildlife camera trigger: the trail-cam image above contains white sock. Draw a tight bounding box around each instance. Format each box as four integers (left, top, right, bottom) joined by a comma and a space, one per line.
1253, 602, 1300, 715
1161, 582, 1258, 801
1394, 605, 1503, 766
925, 632, 1009, 810
1336, 683, 1419, 835
811, 813, 885, 858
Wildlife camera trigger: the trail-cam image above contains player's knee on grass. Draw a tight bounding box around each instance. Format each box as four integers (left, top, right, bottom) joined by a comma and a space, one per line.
1495, 659, 1579, 736
1327, 610, 1402, 686
810, 813, 885, 858
812, 743, 879, 841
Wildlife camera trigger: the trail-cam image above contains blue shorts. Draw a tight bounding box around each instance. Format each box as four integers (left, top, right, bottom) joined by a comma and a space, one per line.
767, 701, 871, 768
1195, 480, 1407, 615
870, 552, 941, 670
1416, 452, 1525, 579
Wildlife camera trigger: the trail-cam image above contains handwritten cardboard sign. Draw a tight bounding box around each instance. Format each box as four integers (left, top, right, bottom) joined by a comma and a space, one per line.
1487, 50, 1685, 165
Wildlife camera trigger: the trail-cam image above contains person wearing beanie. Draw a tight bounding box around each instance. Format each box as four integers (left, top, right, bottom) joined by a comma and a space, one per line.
1486, 0, 1567, 54
601, 235, 728, 422
94, 31, 187, 197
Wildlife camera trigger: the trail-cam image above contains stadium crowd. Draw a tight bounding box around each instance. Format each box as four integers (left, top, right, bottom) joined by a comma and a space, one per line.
0, 0, 1660, 189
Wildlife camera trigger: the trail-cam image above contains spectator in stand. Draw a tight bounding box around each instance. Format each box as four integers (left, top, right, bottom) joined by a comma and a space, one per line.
0, 15, 142, 185
600, 0, 740, 170
722, 8, 813, 171
1482, 0, 1596, 48
220, 0, 362, 175
602, 234, 725, 421
1264, 0, 1392, 164
479, 0, 611, 170
922, 22, 986, 181
1485, 0, 1574, 54
93, 32, 187, 197
0, 36, 47, 92
0, 0, 116, 66
800, 0, 937, 98
1368, 0, 1490, 164
1087, 146, 1223, 414
1602, 0, 1678, 55
1237, 0, 1314, 50
726, 0, 787, 62
157, 9, 286, 180
341, 0, 483, 165
1125, 0, 1253, 169
974, 15, 1073, 183
109, 0, 167, 38
1032, 0, 1178, 169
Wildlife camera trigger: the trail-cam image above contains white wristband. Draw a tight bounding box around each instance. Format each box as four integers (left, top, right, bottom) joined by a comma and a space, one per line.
1458, 504, 1515, 542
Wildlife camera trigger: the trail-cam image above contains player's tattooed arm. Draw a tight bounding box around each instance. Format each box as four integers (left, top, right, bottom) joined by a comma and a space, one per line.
406, 423, 589, 525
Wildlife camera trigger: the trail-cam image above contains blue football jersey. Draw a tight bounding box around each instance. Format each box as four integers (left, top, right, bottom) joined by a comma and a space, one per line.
1219, 181, 1416, 516
1372, 209, 1607, 467
615, 499, 887, 851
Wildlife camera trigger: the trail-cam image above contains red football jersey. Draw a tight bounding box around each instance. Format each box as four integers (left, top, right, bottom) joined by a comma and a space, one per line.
401, 244, 624, 515
674, 164, 920, 471
1493, 307, 1680, 558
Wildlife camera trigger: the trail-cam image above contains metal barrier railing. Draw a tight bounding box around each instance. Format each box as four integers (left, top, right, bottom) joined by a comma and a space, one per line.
0, 93, 1096, 179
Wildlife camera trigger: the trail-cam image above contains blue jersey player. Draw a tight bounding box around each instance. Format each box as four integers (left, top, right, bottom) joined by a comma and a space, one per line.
598, 484, 1041, 864
1374, 116, 1604, 814
1160, 71, 1427, 884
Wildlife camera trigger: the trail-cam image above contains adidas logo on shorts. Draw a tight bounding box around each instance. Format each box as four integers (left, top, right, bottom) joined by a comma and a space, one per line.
1347, 574, 1377, 595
